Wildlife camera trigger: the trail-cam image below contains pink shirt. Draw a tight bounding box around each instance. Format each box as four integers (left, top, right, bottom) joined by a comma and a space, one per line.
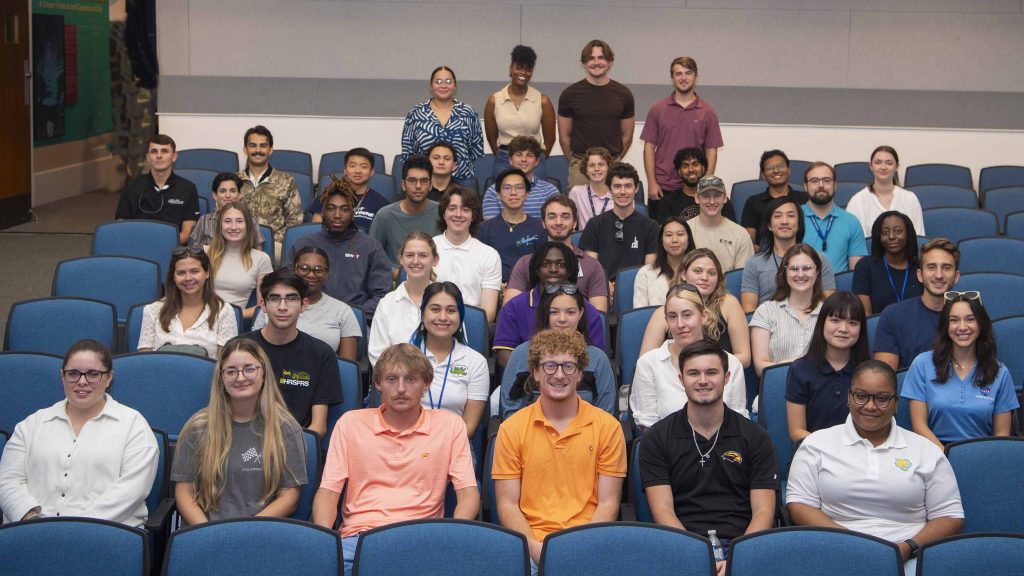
320, 406, 477, 537
640, 93, 724, 190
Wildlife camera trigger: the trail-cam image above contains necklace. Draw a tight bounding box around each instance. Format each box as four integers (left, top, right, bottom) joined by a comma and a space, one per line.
691, 425, 721, 468
502, 214, 526, 232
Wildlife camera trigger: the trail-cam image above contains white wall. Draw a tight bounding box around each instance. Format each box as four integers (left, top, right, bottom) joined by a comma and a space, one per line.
160, 113, 1024, 194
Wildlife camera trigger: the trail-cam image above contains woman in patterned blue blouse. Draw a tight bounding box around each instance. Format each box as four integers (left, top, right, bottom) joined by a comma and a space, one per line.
402, 66, 484, 188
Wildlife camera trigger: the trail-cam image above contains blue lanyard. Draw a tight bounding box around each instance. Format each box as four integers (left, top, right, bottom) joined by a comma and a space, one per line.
587, 184, 610, 218
424, 341, 454, 410
883, 259, 909, 303
809, 214, 836, 251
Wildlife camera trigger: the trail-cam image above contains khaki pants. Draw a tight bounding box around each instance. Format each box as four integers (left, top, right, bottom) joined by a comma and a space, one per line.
567, 154, 588, 189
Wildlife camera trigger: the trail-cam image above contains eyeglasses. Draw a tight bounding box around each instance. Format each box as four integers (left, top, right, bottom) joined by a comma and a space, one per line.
763, 162, 788, 173
849, 390, 896, 408
172, 246, 205, 257
501, 184, 527, 193
666, 282, 706, 307
433, 78, 454, 86
295, 264, 328, 277
265, 294, 302, 306
544, 283, 578, 295
786, 265, 817, 273
62, 369, 110, 384
698, 177, 724, 188
222, 365, 261, 380
807, 177, 835, 186
614, 219, 624, 243
405, 177, 431, 186
944, 291, 982, 305
540, 361, 580, 376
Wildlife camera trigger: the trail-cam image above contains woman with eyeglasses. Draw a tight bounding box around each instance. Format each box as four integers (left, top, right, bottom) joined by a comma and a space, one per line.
787, 360, 964, 571
172, 338, 307, 525
252, 246, 360, 362
208, 201, 273, 321
750, 244, 826, 377
368, 232, 438, 367
900, 292, 1018, 448
401, 66, 483, 188
500, 280, 616, 418
409, 282, 489, 438
0, 339, 158, 526
138, 246, 237, 358
631, 283, 748, 431
852, 210, 923, 316
845, 145, 926, 238
785, 292, 871, 443
567, 147, 615, 230
494, 241, 606, 367
633, 216, 696, 308
640, 248, 751, 368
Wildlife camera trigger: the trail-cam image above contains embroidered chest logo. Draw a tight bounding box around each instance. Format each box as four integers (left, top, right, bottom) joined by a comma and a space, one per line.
979, 386, 992, 397
721, 451, 743, 464
168, 198, 184, 205
421, 452, 430, 458
894, 458, 912, 472
450, 365, 468, 377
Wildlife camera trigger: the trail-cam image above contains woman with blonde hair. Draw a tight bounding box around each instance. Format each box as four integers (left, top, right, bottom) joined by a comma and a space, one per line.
172, 338, 307, 524
208, 201, 273, 320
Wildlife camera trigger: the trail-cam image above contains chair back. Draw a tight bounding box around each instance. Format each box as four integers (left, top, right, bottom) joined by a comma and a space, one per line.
981, 187, 1024, 233
540, 522, 714, 576
613, 265, 641, 316
992, 316, 1024, 394
866, 314, 880, 356
910, 185, 979, 210
979, 165, 1024, 194
758, 363, 793, 477
725, 268, 743, 299
0, 352, 66, 431
292, 429, 322, 521
473, 155, 495, 191
111, 352, 215, 438
834, 181, 863, 208
163, 518, 340, 576
918, 533, 1024, 576
463, 305, 489, 358
629, 438, 653, 522
281, 223, 321, 262
546, 155, 570, 193
729, 526, 902, 576
173, 169, 218, 215
957, 237, 1024, 275
785, 160, 812, 188
354, 519, 528, 576
922, 207, 997, 245
370, 173, 396, 202
835, 161, 873, 184
272, 150, 313, 176
484, 434, 499, 523
617, 306, 658, 389
895, 369, 912, 430
1008, 211, 1024, 239
957, 272, 1024, 321
175, 148, 239, 173
147, 428, 171, 515
730, 179, 764, 224
946, 437, 1024, 533
325, 358, 362, 453
834, 270, 854, 293
905, 163, 973, 189
5, 297, 116, 355
0, 518, 148, 576
52, 256, 161, 324
92, 220, 179, 280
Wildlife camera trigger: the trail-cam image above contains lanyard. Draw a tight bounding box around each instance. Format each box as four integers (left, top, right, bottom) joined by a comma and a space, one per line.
587, 184, 610, 218
809, 214, 836, 251
423, 340, 454, 410
883, 259, 909, 303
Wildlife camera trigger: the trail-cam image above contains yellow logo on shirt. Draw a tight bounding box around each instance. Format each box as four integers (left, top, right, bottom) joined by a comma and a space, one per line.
721, 451, 743, 463
894, 458, 912, 471
421, 452, 429, 458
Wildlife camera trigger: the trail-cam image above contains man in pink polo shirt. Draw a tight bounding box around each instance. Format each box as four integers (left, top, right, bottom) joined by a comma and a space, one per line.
311, 343, 479, 575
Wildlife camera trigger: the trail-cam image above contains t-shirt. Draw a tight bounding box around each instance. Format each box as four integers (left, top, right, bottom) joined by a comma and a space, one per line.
687, 216, 755, 273
115, 173, 200, 229
171, 416, 307, 521
506, 245, 609, 301
493, 288, 607, 353
213, 247, 274, 309
578, 210, 660, 278
785, 356, 856, 434
253, 293, 361, 353
477, 215, 545, 283
238, 330, 343, 427
852, 256, 923, 315
740, 250, 837, 305
649, 188, 735, 225
873, 297, 940, 369
557, 79, 635, 157
368, 201, 440, 265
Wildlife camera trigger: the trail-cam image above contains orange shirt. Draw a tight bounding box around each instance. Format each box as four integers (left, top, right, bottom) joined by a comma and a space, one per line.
321, 407, 477, 537
492, 397, 626, 541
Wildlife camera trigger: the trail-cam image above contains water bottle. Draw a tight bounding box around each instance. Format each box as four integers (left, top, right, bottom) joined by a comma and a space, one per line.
708, 529, 725, 562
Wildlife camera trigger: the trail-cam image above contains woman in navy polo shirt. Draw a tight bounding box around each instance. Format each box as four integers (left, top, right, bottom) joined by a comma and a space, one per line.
852, 210, 922, 316
785, 291, 871, 443
900, 292, 1018, 448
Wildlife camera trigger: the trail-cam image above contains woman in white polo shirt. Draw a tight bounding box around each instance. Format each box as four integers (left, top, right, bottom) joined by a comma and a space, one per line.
368, 231, 438, 367
786, 360, 964, 570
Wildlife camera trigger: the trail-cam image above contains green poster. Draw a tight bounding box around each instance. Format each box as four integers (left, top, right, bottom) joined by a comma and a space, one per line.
32, 0, 111, 146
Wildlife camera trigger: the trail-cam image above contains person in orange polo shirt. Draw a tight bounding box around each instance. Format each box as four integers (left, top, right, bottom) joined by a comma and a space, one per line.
493, 328, 626, 573
311, 343, 479, 576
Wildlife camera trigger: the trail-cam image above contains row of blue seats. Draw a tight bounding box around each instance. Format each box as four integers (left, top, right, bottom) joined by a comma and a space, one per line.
3, 515, 1021, 576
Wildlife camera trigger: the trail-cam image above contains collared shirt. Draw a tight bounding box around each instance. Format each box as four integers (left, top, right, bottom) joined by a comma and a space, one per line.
482, 177, 560, 220
802, 205, 868, 273
321, 406, 476, 537
492, 398, 626, 541
506, 244, 609, 301
630, 340, 748, 429
401, 100, 484, 182
750, 299, 823, 363
852, 255, 924, 315
138, 300, 238, 358
493, 288, 606, 353
639, 405, 778, 540
492, 84, 545, 148
420, 341, 490, 416
499, 343, 617, 419
787, 416, 964, 543
785, 356, 856, 433
900, 350, 1019, 443
0, 396, 158, 526
739, 186, 809, 240
432, 233, 502, 307
874, 297, 941, 369
115, 172, 200, 229
845, 185, 926, 238
367, 283, 421, 366
238, 165, 303, 242
568, 184, 614, 230
639, 93, 724, 190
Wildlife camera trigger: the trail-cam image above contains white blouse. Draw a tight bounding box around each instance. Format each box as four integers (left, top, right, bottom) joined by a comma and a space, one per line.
367, 283, 422, 367
138, 301, 238, 358
845, 186, 926, 238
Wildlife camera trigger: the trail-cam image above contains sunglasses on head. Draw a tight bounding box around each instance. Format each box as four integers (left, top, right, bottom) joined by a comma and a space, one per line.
944, 290, 982, 306
544, 283, 579, 296
666, 282, 706, 307
172, 246, 205, 257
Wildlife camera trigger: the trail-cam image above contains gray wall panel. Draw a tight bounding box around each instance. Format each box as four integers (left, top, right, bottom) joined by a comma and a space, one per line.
688, 0, 1021, 12
161, 76, 321, 116
157, 0, 190, 75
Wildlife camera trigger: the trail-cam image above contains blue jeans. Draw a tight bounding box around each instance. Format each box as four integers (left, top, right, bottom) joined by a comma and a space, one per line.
342, 535, 360, 576
492, 148, 548, 182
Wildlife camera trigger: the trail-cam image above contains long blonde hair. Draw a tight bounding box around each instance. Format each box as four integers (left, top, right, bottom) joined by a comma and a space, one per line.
675, 248, 726, 341
208, 202, 261, 274
179, 338, 301, 512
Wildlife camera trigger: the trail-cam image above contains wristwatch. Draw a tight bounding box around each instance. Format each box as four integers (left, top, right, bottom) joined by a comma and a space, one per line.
903, 538, 921, 559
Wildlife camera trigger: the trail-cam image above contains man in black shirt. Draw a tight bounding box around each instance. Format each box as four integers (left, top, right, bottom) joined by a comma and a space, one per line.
115, 134, 199, 244
236, 269, 341, 439
639, 341, 778, 573
650, 147, 735, 224
740, 149, 809, 247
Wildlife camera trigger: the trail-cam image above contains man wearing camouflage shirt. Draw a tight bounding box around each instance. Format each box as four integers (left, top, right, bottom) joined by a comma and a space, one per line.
238, 125, 303, 251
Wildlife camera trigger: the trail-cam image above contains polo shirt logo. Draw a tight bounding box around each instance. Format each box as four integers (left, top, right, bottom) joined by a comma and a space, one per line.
451, 365, 468, 376
421, 452, 429, 458
979, 386, 992, 396
168, 198, 184, 205
721, 451, 743, 464
894, 458, 912, 472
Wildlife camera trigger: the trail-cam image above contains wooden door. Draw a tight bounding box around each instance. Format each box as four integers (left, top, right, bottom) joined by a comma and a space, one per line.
0, 0, 32, 229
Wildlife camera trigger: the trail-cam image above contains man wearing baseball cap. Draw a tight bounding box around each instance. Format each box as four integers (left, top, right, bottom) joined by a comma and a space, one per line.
688, 176, 754, 272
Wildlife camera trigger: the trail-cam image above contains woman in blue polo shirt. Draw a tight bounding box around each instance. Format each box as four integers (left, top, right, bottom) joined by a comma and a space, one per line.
901, 292, 1018, 447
